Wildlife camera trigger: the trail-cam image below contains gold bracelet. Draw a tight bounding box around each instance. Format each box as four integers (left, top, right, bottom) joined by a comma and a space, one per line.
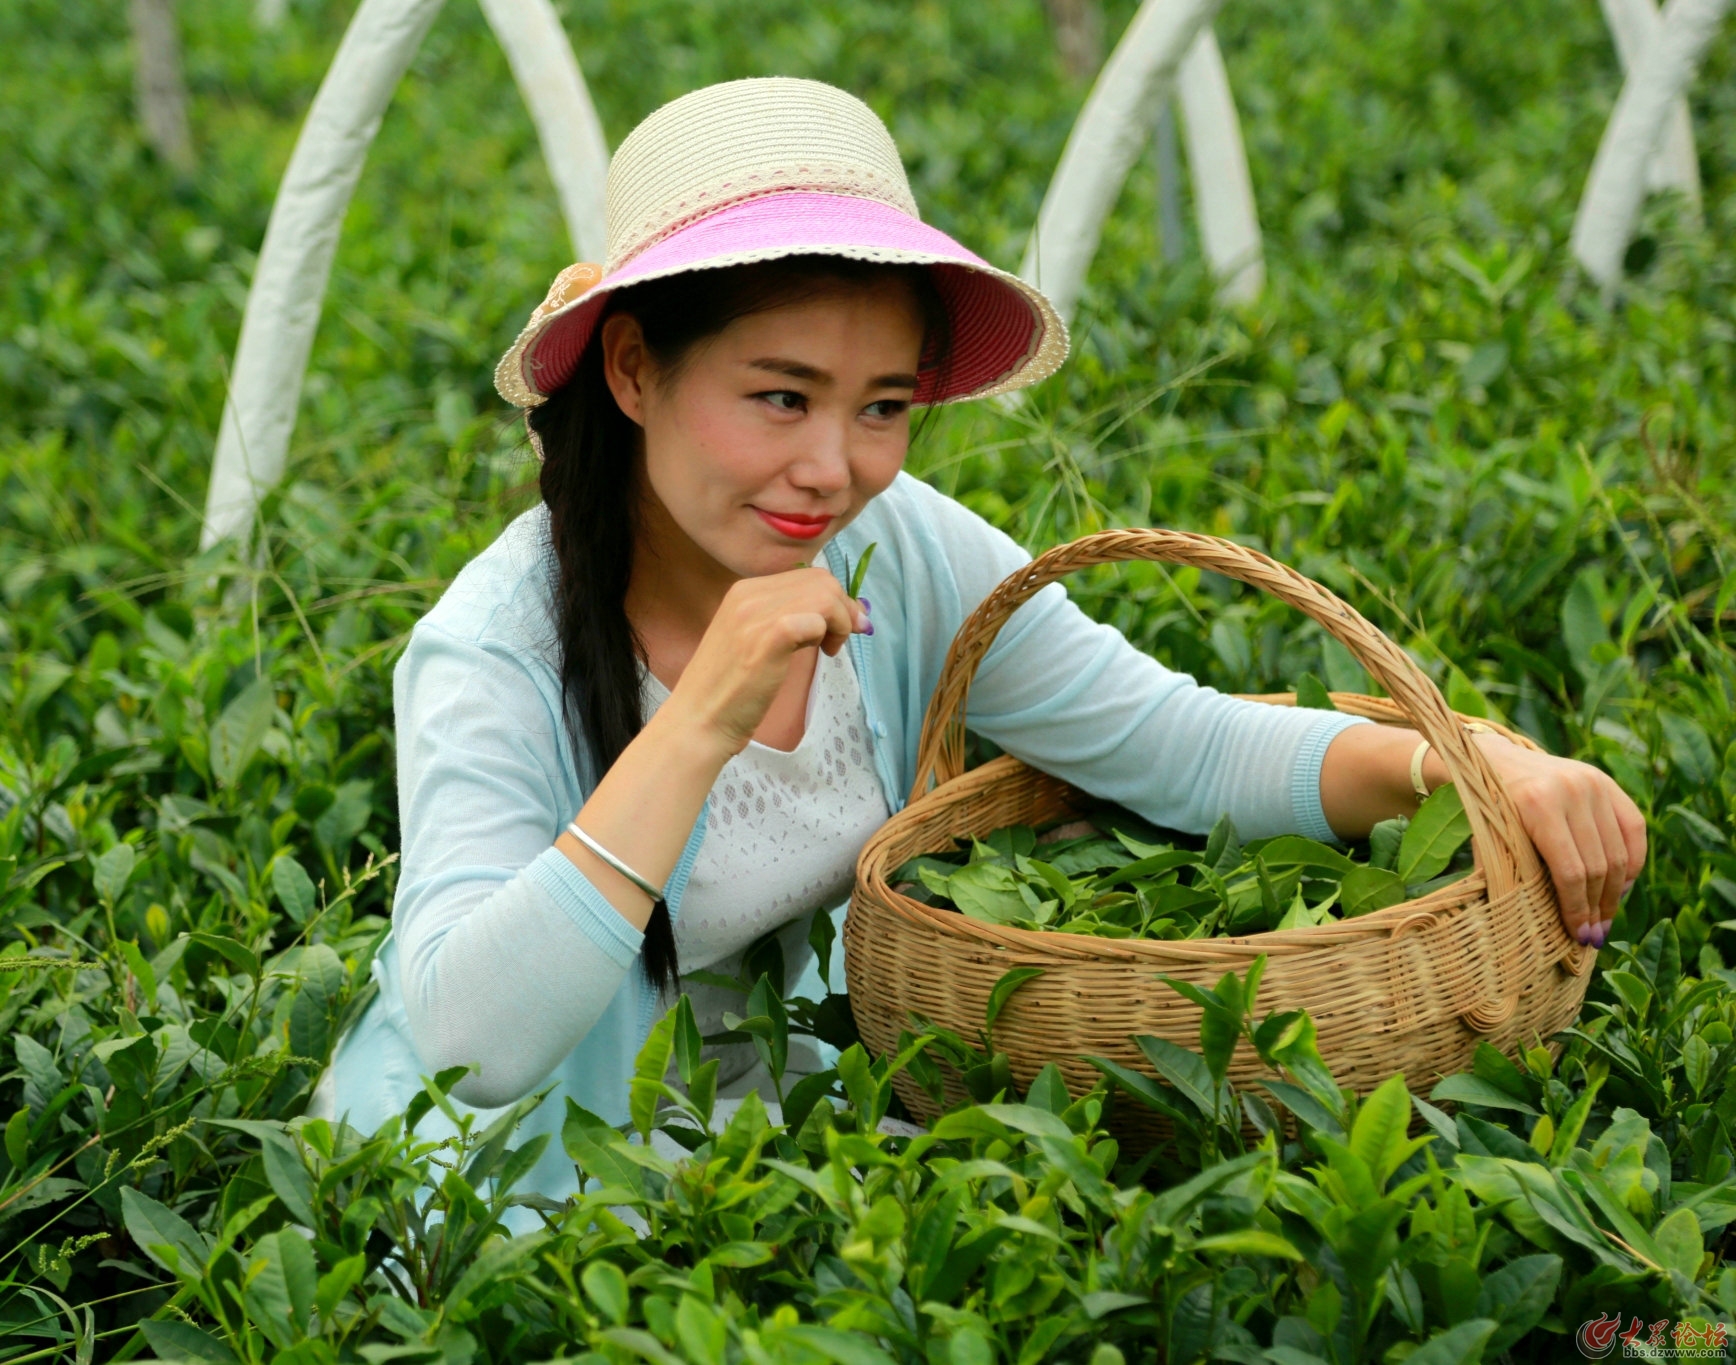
1410, 722, 1496, 802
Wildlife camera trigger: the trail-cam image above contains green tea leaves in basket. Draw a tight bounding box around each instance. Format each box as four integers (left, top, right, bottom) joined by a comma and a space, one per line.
891, 791, 1476, 942
1399, 782, 1473, 886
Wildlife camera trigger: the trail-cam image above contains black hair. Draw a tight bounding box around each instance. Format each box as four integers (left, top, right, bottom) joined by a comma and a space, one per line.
527, 255, 953, 997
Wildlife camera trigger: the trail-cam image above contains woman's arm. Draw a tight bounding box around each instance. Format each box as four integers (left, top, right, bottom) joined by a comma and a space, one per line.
893, 479, 1648, 948
554, 567, 870, 924
394, 568, 866, 1107
1319, 722, 1648, 947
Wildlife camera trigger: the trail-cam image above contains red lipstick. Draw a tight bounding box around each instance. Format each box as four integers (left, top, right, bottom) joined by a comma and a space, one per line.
755, 508, 833, 540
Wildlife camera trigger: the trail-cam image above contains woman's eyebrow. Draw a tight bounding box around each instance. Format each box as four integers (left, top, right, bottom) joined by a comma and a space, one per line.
747, 357, 918, 389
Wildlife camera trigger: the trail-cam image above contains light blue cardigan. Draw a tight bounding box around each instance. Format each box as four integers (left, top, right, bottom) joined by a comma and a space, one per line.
325, 472, 1365, 1206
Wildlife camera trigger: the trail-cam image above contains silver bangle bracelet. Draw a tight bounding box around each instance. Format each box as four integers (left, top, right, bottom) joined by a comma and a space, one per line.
565, 821, 666, 902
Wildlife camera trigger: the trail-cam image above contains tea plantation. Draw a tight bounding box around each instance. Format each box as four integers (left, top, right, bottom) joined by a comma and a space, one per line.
3, 0, 1735, 1359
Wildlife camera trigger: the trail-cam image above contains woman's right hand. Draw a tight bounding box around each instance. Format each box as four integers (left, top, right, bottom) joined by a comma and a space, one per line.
667, 567, 870, 755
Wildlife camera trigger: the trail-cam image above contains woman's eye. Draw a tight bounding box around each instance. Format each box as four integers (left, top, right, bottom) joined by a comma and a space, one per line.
758, 390, 806, 412
864, 399, 909, 419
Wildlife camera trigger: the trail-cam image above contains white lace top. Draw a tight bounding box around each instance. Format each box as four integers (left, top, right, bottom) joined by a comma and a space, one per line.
640, 644, 889, 1030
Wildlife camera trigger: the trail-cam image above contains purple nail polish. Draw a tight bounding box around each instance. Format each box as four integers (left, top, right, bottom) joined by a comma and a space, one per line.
1574, 925, 1590, 945
863, 620, 874, 636
1590, 924, 1608, 949
859, 597, 871, 613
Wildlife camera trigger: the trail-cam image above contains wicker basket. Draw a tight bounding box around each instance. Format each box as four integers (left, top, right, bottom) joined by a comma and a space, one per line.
844, 529, 1597, 1131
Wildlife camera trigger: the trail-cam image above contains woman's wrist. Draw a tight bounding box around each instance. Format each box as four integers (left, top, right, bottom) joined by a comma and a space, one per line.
1417, 726, 1509, 798
640, 693, 743, 774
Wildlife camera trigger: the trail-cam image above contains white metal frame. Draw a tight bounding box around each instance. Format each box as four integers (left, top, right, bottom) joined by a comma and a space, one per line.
200, 0, 607, 549
1572, 0, 1726, 289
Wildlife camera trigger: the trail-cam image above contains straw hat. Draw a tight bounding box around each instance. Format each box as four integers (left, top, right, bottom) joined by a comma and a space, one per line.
493, 77, 1068, 409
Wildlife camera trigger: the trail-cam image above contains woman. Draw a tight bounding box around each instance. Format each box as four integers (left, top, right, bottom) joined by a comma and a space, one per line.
321, 77, 1645, 1206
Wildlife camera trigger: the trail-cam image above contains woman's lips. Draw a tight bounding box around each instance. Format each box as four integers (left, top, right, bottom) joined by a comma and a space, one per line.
754, 508, 833, 540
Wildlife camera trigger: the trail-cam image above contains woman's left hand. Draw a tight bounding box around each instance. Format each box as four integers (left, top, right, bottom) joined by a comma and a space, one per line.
1470, 735, 1648, 949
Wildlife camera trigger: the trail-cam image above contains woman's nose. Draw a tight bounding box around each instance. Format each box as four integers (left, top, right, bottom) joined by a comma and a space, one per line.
787, 419, 853, 494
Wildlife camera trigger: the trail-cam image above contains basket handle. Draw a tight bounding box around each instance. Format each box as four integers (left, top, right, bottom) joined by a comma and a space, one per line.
909, 528, 1543, 901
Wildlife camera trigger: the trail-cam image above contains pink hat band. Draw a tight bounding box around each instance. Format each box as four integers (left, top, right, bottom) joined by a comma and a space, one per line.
511, 193, 1057, 406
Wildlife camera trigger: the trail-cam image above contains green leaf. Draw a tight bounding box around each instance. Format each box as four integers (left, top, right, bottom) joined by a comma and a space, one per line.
1404, 1318, 1499, 1365
1471, 1040, 1534, 1102
563, 1100, 646, 1193
188, 931, 259, 979
672, 994, 704, 1087
1295, 672, 1336, 710
1205, 813, 1242, 872
1191, 1228, 1303, 1259
208, 677, 276, 787
92, 841, 137, 905
1085, 1056, 1191, 1124
807, 903, 837, 991
582, 1260, 629, 1326
1474, 1254, 1561, 1354
1256, 836, 1355, 875
1024, 1061, 1071, 1113
4, 1108, 28, 1170
271, 856, 318, 924
1683, 1034, 1712, 1097
1342, 864, 1407, 917
121, 1185, 209, 1277
315, 1254, 367, 1324
245, 1228, 318, 1348
1561, 570, 1610, 682
1429, 1075, 1540, 1117
1635, 917, 1681, 1003
630, 1009, 677, 1141
1369, 816, 1407, 871
776, 1324, 898, 1365
287, 943, 346, 1062
1133, 1034, 1218, 1120
117, 938, 156, 1009
138, 1321, 238, 1364
744, 973, 789, 1082
1351, 1074, 1417, 1187
1603, 969, 1652, 1018
1659, 711, 1717, 787
985, 967, 1045, 1033
1653, 1206, 1703, 1278
676, 1294, 726, 1365
1399, 782, 1471, 885
846, 541, 878, 599
941, 862, 1028, 924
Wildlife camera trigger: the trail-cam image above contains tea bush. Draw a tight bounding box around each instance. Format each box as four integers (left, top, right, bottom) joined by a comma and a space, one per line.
3, 0, 1735, 1359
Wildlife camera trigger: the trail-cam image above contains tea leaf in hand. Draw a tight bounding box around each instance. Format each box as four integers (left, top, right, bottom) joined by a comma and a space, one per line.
847, 541, 878, 599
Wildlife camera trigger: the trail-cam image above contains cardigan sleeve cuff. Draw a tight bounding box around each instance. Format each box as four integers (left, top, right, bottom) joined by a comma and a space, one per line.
526, 845, 645, 969
1289, 712, 1375, 844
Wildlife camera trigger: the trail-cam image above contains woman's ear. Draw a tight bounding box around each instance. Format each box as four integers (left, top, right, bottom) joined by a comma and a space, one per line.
600, 312, 651, 426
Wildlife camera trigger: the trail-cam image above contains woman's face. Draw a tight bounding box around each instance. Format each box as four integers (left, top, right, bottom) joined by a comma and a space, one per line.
601, 278, 926, 580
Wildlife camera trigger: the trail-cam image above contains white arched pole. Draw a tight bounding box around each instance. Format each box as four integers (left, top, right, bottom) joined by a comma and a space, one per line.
1599, 0, 1702, 211
1571, 0, 1728, 290
1175, 27, 1263, 304
201, 0, 608, 550
478, 0, 610, 260
1020, 0, 1226, 326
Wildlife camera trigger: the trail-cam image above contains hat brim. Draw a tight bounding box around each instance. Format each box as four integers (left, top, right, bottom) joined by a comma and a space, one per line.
494, 191, 1068, 408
